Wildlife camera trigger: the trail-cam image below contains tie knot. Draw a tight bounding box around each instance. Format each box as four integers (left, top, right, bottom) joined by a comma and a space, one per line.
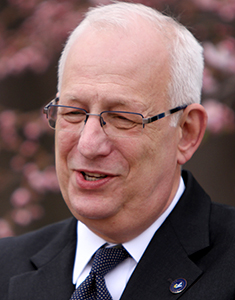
91, 245, 129, 277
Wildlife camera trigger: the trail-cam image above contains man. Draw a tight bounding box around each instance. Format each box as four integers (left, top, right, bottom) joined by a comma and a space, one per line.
1, 2, 235, 299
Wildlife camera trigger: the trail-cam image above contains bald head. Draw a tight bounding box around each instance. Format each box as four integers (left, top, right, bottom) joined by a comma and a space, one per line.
58, 2, 204, 110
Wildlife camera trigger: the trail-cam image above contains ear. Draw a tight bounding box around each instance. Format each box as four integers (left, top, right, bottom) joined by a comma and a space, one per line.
177, 103, 208, 165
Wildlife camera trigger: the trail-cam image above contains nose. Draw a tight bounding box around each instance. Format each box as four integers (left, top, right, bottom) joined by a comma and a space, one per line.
77, 115, 112, 159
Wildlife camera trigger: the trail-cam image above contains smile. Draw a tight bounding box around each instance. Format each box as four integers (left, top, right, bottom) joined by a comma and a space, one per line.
81, 171, 108, 181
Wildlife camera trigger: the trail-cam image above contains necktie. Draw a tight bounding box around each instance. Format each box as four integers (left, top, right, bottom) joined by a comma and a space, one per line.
70, 245, 129, 300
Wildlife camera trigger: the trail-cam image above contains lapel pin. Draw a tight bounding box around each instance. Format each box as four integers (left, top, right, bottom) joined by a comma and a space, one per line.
170, 278, 187, 294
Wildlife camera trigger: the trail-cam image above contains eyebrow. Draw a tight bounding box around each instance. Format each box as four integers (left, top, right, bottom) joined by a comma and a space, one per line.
59, 95, 148, 113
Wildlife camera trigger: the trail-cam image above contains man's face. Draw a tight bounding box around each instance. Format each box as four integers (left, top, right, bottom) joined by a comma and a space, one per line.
56, 23, 182, 243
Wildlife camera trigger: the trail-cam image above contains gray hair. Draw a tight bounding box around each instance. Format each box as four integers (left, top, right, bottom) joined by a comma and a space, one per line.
57, 2, 204, 124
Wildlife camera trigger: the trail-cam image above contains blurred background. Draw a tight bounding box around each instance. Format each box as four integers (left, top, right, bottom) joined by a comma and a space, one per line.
0, 0, 234, 237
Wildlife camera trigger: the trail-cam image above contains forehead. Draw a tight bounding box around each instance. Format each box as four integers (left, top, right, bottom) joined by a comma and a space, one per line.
60, 20, 170, 111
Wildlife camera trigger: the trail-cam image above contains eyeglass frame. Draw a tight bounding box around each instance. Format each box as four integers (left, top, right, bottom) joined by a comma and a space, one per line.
43, 97, 188, 132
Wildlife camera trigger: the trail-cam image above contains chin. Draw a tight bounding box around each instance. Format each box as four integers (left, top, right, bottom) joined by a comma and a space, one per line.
70, 202, 118, 222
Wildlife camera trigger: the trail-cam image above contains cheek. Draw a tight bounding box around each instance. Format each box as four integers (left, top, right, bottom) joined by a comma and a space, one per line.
127, 132, 178, 199
130, 127, 178, 179
120, 137, 158, 185
56, 131, 77, 159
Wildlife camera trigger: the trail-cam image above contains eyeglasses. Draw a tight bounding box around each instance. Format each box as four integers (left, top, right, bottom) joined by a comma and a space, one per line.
43, 97, 187, 138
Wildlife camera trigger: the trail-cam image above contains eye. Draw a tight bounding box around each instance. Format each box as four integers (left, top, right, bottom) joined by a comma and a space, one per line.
58, 107, 86, 123
105, 112, 142, 129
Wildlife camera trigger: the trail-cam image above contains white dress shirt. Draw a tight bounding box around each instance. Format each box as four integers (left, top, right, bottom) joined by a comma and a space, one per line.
73, 177, 185, 300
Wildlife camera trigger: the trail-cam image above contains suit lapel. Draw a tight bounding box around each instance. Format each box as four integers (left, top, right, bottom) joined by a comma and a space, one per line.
121, 171, 211, 299
121, 218, 203, 300
8, 218, 77, 300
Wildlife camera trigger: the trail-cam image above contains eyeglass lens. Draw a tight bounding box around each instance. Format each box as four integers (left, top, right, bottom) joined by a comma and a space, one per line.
47, 105, 144, 137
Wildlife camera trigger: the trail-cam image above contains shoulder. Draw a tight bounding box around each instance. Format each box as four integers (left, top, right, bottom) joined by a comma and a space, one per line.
210, 202, 235, 241
174, 170, 235, 251
0, 218, 77, 299
0, 217, 76, 260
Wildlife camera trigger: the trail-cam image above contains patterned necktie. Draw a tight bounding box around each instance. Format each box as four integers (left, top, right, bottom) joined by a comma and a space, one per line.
70, 245, 129, 300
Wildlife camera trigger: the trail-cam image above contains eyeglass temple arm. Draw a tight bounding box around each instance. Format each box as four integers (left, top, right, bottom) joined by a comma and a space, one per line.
143, 105, 187, 124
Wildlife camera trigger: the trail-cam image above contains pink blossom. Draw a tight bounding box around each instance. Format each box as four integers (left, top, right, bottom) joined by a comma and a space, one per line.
91, 0, 112, 5
19, 140, 39, 157
10, 188, 32, 207
219, 3, 235, 22
42, 166, 60, 192
23, 46, 49, 74
28, 204, 44, 220
0, 1, 84, 78
8, 0, 39, 12
0, 130, 18, 149
0, 219, 14, 238
11, 208, 33, 226
193, 0, 235, 21
24, 120, 43, 140
192, 0, 218, 11
203, 99, 235, 134
203, 68, 218, 94
203, 40, 235, 74
0, 110, 16, 128
26, 169, 46, 192
11, 204, 44, 226
0, 46, 49, 77
23, 163, 38, 177
0, 110, 19, 149
24, 164, 60, 193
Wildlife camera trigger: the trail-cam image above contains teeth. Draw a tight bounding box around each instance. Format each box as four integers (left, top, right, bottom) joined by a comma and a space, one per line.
83, 172, 107, 181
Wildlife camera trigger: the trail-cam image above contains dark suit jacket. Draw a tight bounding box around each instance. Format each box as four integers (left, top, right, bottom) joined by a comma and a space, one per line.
1, 170, 235, 300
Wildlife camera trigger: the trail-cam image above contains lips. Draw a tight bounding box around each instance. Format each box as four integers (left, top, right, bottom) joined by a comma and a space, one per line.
75, 170, 113, 190
81, 171, 108, 181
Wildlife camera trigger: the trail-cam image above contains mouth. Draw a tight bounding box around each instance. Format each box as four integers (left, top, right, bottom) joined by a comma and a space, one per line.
81, 171, 108, 181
